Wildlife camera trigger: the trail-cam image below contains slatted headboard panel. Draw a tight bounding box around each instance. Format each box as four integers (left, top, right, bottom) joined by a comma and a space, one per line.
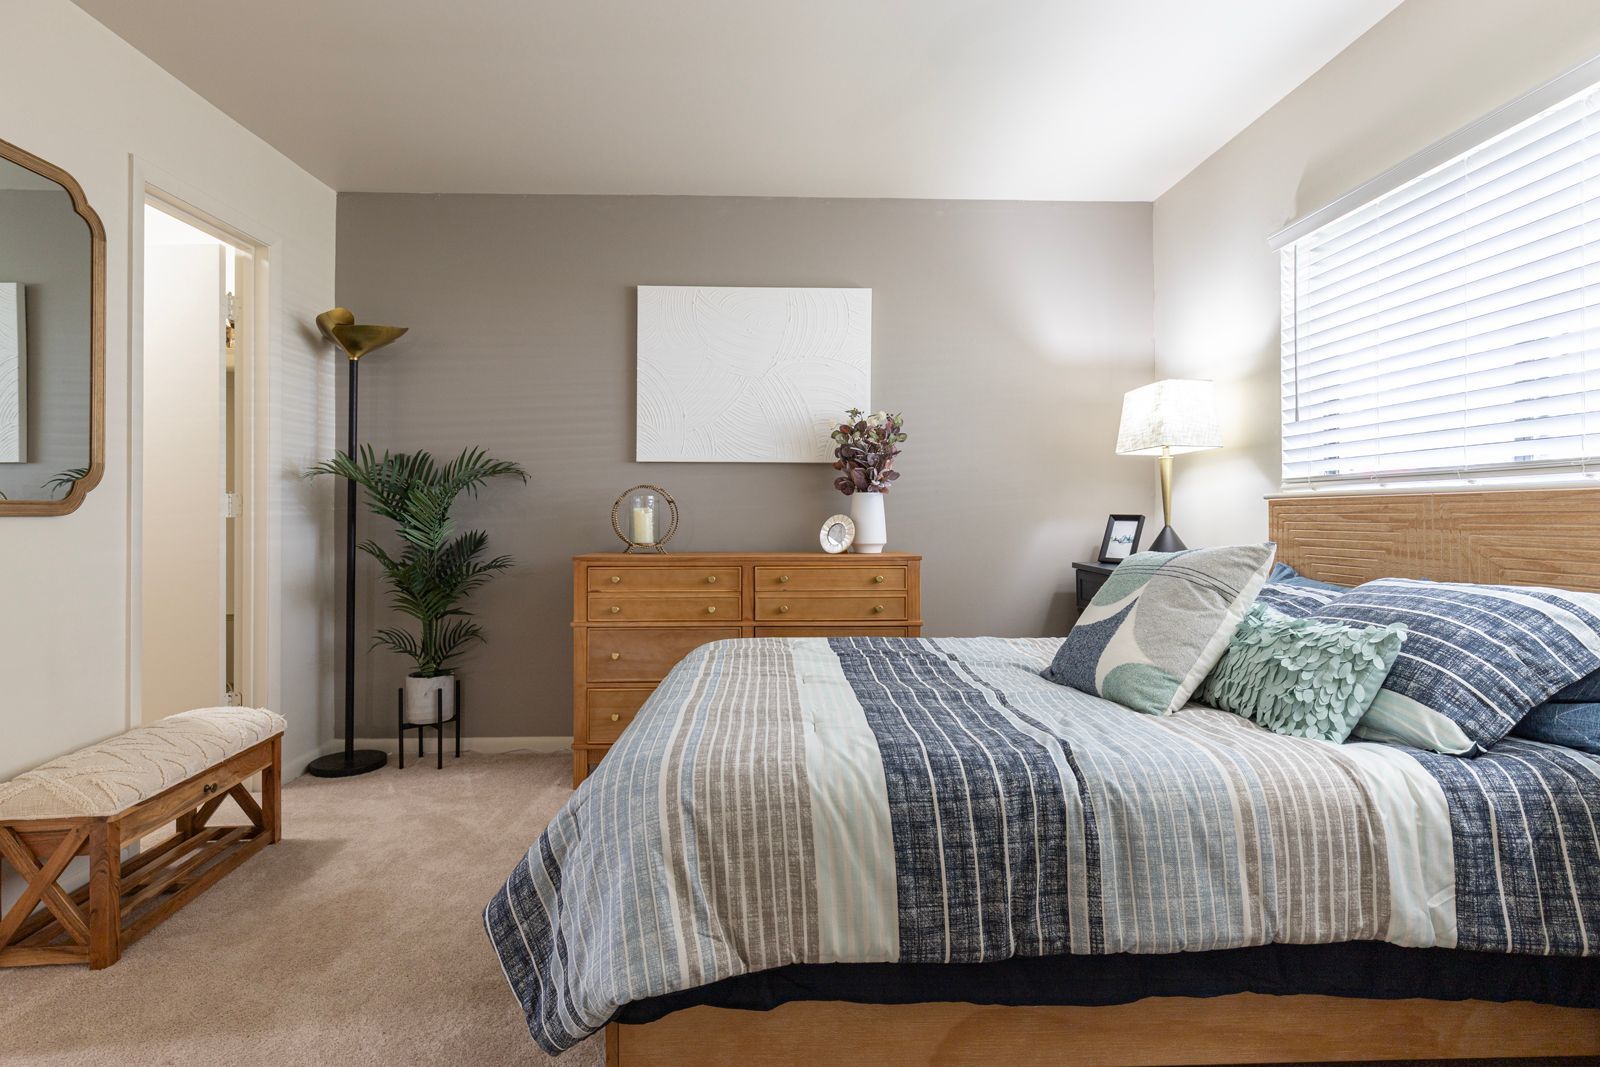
1267, 487, 1600, 592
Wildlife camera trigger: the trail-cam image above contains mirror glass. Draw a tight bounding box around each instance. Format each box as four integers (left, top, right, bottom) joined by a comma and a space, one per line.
0, 153, 93, 504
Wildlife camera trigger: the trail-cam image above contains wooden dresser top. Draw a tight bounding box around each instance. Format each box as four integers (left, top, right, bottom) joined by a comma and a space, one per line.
573, 551, 922, 562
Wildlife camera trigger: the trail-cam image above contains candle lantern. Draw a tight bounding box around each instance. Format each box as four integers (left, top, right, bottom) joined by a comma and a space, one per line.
611, 484, 678, 553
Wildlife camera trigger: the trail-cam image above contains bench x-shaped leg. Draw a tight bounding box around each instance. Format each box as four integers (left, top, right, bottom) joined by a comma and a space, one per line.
0, 825, 91, 948
183, 783, 265, 835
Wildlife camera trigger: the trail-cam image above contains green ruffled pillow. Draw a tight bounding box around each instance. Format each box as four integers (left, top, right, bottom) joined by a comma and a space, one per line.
1200, 604, 1406, 742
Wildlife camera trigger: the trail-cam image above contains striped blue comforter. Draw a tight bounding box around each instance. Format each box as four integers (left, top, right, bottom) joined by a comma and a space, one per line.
486, 637, 1600, 1053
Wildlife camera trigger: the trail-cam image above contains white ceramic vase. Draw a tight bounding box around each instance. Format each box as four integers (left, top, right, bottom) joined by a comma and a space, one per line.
404, 672, 457, 725
850, 491, 887, 553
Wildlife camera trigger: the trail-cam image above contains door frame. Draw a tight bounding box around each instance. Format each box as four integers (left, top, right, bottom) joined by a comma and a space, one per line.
128, 159, 279, 727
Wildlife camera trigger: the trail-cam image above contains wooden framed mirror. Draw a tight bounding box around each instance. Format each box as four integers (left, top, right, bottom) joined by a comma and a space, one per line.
0, 137, 105, 515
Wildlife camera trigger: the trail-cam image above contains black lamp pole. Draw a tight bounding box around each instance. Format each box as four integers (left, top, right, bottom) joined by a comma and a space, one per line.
307, 311, 406, 779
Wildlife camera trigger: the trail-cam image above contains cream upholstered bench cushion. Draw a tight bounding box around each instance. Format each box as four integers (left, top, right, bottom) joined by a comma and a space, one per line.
0, 707, 285, 821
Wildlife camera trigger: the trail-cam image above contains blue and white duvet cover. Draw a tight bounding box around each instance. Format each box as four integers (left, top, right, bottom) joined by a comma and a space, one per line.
486, 637, 1600, 1053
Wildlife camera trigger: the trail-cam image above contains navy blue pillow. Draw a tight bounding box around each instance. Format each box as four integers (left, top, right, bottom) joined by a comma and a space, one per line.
1511, 702, 1600, 755
1544, 667, 1600, 704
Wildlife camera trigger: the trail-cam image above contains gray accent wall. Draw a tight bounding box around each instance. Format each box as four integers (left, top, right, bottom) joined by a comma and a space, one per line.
336, 194, 1156, 739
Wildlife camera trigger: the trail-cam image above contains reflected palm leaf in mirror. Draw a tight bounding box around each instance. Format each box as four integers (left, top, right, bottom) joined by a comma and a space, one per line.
0, 138, 104, 514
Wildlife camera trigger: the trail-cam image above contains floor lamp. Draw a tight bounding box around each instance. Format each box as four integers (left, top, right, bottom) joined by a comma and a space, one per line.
306, 308, 408, 779
1115, 379, 1221, 553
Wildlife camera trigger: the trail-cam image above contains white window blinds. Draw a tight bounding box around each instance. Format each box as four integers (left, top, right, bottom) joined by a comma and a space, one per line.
1279, 77, 1600, 488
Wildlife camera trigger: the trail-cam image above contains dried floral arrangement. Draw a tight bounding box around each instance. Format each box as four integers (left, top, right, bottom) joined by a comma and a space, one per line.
831, 408, 907, 495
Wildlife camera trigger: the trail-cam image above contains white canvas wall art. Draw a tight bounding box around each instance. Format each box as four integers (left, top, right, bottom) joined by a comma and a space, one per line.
0, 283, 25, 463
637, 285, 870, 462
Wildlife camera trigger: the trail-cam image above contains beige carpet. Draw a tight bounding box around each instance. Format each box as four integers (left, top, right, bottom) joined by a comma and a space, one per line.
0, 752, 600, 1066
4, 752, 1595, 1067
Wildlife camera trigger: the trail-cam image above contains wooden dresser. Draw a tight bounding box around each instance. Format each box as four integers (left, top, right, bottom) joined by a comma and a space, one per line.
571, 551, 922, 784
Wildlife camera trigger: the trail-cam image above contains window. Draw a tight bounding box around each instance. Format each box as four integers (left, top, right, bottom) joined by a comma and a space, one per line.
1276, 69, 1600, 489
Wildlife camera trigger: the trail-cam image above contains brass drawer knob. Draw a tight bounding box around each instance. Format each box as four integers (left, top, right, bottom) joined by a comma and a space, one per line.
872, 604, 885, 614
610, 713, 620, 722
610, 575, 621, 584
610, 652, 621, 660
706, 575, 718, 584
779, 574, 789, 583
706, 605, 717, 614
610, 606, 621, 614
779, 604, 790, 613
874, 574, 886, 583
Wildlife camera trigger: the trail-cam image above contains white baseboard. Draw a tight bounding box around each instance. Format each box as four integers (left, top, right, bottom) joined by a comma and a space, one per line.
331, 735, 573, 756
285, 736, 571, 782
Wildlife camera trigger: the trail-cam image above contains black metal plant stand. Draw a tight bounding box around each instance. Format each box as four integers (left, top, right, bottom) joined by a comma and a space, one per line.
398, 677, 463, 770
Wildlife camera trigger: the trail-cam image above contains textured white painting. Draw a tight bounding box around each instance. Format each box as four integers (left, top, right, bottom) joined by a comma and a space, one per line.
637, 286, 870, 462
0, 283, 24, 463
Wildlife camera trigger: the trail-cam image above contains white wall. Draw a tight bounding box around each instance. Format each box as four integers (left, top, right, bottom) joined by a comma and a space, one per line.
0, 0, 338, 780
1152, 0, 1600, 546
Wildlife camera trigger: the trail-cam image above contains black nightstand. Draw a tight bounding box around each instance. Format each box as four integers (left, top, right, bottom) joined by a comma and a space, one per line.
1072, 561, 1118, 611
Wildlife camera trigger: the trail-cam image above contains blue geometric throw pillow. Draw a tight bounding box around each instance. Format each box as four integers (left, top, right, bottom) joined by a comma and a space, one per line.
1306, 578, 1600, 755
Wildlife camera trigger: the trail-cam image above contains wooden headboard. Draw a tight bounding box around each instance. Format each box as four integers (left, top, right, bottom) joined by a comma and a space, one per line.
1267, 487, 1600, 592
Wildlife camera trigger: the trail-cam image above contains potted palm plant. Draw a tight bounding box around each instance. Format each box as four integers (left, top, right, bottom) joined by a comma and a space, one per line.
309, 445, 527, 723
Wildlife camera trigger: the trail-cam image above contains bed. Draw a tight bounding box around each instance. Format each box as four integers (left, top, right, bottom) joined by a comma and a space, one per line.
488, 488, 1600, 1065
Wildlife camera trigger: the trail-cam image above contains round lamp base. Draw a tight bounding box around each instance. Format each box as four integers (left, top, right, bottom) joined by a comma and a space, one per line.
305, 748, 388, 778
1149, 525, 1187, 553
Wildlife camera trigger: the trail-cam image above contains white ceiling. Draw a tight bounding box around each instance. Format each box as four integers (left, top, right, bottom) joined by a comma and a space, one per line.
72, 0, 1401, 200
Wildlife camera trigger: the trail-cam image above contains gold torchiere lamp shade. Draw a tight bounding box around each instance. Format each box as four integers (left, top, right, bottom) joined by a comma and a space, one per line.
315, 307, 408, 361
306, 308, 409, 780
1115, 379, 1221, 553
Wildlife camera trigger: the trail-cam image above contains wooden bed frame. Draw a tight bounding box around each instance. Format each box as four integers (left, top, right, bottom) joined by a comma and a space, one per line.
605, 488, 1600, 1066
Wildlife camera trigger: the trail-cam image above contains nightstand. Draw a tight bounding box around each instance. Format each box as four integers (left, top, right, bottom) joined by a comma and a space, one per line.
1072, 561, 1118, 611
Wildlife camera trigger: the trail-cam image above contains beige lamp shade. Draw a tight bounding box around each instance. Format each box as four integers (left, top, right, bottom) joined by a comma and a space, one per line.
1115, 379, 1221, 456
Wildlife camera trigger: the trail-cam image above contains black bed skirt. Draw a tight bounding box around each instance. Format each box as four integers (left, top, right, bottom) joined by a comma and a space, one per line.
615, 942, 1600, 1025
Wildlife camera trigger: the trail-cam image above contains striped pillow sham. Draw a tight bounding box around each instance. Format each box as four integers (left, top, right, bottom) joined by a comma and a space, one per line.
1255, 563, 1348, 619
1306, 578, 1600, 755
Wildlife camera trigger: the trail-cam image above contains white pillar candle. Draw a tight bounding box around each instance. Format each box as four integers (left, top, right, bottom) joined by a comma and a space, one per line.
631, 505, 654, 544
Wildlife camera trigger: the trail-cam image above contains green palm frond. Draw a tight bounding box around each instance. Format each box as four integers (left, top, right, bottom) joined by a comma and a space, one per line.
310, 445, 524, 676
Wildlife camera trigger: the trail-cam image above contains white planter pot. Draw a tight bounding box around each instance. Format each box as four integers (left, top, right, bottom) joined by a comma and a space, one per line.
850, 492, 887, 553
404, 673, 457, 725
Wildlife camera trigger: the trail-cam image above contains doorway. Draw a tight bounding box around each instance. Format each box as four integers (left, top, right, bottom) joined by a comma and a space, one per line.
139, 200, 257, 723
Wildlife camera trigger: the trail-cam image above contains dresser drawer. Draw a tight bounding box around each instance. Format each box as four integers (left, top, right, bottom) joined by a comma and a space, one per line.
586, 689, 651, 743
755, 595, 908, 622
754, 626, 914, 638
588, 566, 739, 593
587, 627, 740, 682
588, 594, 741, 622
754, 565, 907, 592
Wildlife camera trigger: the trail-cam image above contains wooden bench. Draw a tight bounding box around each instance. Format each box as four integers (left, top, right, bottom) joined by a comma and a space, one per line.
0, 707, 284, 969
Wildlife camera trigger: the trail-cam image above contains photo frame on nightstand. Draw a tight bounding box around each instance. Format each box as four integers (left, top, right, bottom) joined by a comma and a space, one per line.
1098, 514, 1145, 564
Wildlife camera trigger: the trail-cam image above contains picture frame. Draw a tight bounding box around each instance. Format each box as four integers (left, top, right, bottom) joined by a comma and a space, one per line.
819, 513, 855, 554
1098, 514, 1145, 564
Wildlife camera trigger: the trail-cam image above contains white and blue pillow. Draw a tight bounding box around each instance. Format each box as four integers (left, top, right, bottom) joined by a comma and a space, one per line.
1304, 578, 1600, 755
1256, 563, 1346, 619
1043, 544, 1277, 716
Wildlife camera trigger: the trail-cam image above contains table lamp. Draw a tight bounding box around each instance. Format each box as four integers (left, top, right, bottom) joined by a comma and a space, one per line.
1115, 379, 1220, 553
